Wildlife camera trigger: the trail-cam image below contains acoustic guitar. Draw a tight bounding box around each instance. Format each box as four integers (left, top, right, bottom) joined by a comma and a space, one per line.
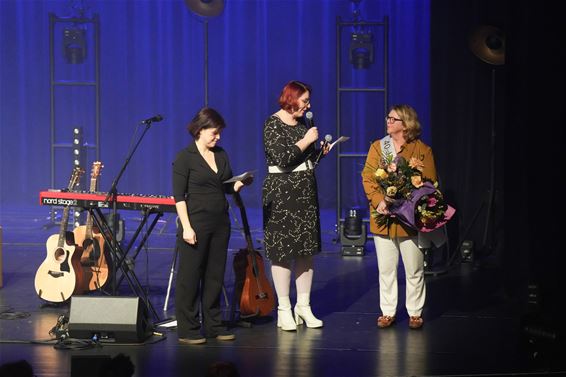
232, 192, 275, 318
73, 161, 112, 291
34, 166, 86, 302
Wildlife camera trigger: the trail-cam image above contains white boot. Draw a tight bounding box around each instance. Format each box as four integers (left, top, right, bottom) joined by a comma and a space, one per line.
277, 296, 297, 331
294, 293, 323, 328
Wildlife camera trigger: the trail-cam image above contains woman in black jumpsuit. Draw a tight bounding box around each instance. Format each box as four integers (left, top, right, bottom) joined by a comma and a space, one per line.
172, 107, 250, 345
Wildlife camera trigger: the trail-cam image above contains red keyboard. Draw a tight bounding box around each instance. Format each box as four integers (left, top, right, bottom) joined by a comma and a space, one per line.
39, 190, 176, 213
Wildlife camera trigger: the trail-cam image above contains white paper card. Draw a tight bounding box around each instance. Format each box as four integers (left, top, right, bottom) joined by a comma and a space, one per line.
223, 170, 256, 183
328, 136, 350, 151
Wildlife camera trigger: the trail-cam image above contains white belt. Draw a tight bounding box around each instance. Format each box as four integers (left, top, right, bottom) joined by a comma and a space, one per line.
268, 160, 313, 174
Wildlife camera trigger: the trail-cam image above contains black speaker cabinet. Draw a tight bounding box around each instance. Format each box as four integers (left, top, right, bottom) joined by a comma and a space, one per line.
68, 296, 152, 343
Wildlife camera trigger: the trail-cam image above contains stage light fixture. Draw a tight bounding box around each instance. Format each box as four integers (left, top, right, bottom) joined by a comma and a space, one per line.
340, 208, 366, 256
73, 209, 83, 228
184, 0, 225, 17
349, 31, 374, 69
71, 135, 85, 227
71, 127, 86, 191
72, 127, 83, 166
460, 240, 474, 263
63, 27, 87, 64
469, 25, 505, 65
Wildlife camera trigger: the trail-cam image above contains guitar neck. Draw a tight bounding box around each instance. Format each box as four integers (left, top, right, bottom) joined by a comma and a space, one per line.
234, 192, 255, 251
56, 166, 84, 248
57, 206, 72, 248
84, 162, 102, 238
84, 175, 98, 237
84, 212, 93, 238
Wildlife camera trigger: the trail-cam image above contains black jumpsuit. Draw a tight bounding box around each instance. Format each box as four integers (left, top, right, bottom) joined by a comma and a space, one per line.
172, 141, 234, 338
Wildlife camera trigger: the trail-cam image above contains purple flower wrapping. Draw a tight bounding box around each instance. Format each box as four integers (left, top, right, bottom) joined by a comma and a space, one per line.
389, 182, 455, 232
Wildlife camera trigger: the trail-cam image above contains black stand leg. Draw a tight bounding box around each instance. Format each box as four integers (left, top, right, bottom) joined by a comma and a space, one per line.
91, 208, 160, 322
114, 210, 162, 288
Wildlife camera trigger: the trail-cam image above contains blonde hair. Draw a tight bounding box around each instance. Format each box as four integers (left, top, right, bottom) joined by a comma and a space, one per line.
390, 104, 421, 143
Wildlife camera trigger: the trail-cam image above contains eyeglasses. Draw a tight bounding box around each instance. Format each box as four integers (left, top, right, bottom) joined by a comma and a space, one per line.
385, 116, 403, 123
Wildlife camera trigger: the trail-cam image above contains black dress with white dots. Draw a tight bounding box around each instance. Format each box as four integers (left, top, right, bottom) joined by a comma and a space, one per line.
262, 115, 321, 263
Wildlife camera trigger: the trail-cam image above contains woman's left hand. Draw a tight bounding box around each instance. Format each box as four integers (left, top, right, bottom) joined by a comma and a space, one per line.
234, 176, 253, 192
242, 175, 254, 186
320, 140, 331, 155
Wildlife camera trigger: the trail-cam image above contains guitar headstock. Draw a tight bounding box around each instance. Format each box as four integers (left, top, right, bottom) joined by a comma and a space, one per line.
91, 161, 104, 178
68, 166, 85, 191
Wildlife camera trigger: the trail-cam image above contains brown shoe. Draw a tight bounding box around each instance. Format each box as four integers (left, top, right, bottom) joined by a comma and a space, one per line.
377, 315, 395, 328
409, 316, 423, 329
178, 336, 206, 345
215, 332, 236, 341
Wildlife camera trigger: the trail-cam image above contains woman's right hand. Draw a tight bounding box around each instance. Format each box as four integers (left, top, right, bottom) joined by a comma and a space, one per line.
183, 227, 197, 245
376, 200, 390, 215
303, 127, 319, 145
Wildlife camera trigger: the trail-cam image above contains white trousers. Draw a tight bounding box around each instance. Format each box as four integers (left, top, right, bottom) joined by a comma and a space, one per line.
373, 235, 425, 317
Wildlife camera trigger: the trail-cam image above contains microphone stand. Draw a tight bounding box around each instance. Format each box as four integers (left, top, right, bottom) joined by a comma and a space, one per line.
451, 67, 498, 269
104, 121, 155, 295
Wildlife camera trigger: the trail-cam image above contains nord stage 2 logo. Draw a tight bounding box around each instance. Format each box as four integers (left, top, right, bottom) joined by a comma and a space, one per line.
42, 198, 78, 207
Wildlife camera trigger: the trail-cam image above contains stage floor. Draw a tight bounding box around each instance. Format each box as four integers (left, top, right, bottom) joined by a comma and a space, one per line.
0, 205, 564, 377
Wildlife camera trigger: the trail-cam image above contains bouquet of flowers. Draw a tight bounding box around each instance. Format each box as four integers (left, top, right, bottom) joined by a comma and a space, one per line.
364, 154, 455, 232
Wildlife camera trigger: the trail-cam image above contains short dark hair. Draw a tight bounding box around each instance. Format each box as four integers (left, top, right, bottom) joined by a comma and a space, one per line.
278, 80, 311, 113
187, 107, 226, 139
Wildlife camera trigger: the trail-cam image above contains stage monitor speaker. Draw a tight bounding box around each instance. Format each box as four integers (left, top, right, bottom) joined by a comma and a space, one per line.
68, 296, 152, 343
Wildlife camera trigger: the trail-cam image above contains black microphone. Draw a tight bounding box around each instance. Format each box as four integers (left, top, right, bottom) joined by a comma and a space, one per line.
140, 114, 164, 124
305, 111, 314, 128
314, 134, 332, 166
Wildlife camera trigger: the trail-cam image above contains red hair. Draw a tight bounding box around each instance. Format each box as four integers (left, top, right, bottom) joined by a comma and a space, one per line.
278, 80, 311, 113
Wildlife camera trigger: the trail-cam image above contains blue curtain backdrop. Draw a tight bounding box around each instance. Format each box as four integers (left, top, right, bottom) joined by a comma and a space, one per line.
0, 0, 430, 222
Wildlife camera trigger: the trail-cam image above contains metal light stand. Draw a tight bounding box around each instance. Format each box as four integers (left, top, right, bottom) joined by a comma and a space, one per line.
453, 67, 498, 267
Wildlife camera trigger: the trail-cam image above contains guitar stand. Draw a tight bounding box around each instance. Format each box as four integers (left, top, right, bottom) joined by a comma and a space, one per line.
162, 247, 178, 314
90, 207, 161, 322
160, 246, 231, 328
226, 286, 253, 329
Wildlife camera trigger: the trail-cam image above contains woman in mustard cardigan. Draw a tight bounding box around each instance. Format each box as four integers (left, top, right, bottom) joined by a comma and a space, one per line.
361, 104, 438, 330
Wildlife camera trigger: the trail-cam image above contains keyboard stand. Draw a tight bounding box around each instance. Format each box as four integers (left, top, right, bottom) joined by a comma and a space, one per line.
90, 207, 161, 321
114, 209, 164, 288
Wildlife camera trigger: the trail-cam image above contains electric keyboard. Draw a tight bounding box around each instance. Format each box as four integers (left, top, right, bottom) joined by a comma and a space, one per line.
39, 190, 176, 213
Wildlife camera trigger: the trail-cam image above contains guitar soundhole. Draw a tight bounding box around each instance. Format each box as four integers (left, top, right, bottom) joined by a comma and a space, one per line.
54, 248, 66, 262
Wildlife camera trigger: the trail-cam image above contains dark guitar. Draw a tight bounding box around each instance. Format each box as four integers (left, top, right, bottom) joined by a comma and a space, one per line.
34, 166, 86, 302
232, 192, 275, 318
73, 161, 112, 291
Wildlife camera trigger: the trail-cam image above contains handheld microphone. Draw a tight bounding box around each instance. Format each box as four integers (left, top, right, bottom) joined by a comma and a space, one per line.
305, 111, 314, 128
140, 114, 164, 124
314, 134, 332, 166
